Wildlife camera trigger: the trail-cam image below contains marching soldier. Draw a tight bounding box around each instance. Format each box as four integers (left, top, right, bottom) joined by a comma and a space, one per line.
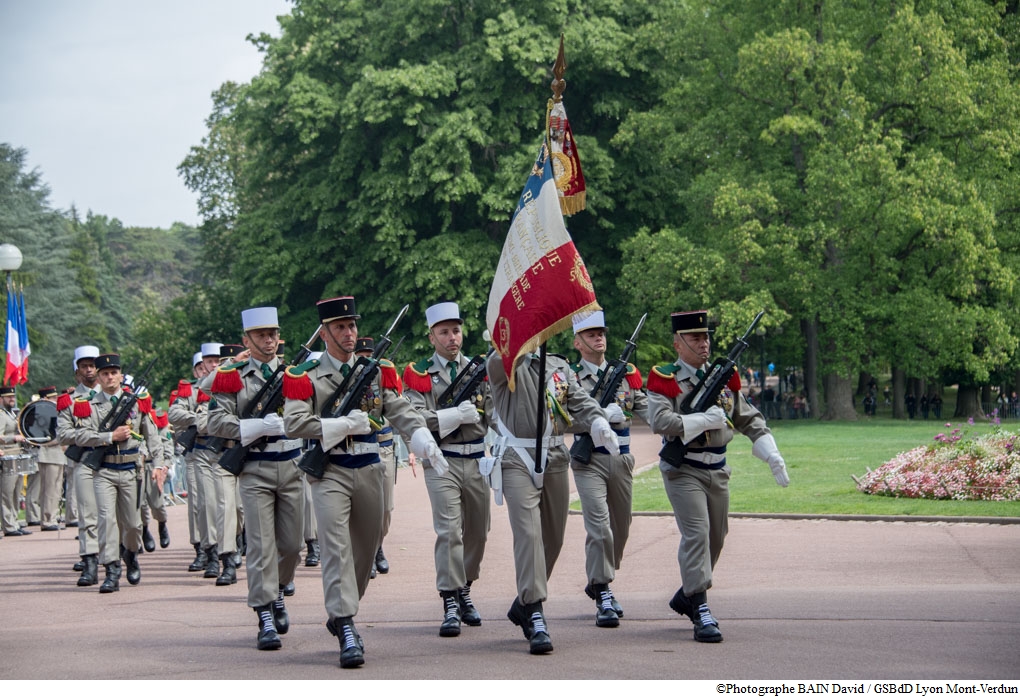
59, 353, 164, 593
647, 310, 789, 643
33, 387, 67, 531
355, 337, 390, 579
58, 346, 101, 582
168, 348, 217, 575
0, 386, 30, 537
139, 406, 172, 551
569, 311, 648, 627
283, 296, 448, 668
207, 307, 303, 652
485, 345, 618, 654
402, 302, 493, 637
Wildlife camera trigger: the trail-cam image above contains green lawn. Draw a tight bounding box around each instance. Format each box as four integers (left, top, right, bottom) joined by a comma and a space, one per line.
621, 418, 1020, 517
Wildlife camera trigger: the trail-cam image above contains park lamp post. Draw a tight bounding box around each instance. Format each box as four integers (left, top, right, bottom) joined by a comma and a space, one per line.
0, 243, 23, 284
757, 325, 766, 390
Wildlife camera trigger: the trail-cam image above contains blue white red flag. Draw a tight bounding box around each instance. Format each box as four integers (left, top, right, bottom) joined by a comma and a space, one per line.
4, 282, 23, 386
486, 142, 600, 390
16, 288, 29, 383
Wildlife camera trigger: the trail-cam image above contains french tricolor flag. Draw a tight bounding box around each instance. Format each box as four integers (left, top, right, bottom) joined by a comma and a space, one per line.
486, 143, 599, 391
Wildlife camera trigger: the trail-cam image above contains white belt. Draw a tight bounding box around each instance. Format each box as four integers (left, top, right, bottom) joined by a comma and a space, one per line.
685, 450, 727, 466
261, 438, 302, 453
440, 442, 487, 456
615, 436, 631, 447
332, 442, 380, 457
502, 434, 564, 449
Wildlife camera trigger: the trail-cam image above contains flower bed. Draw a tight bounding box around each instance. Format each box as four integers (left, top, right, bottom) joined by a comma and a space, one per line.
856, 421, 1020, 501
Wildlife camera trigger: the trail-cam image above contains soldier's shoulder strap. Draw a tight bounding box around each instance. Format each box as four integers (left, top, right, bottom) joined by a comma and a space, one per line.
282, 359, 320, 401
646, 363, 681, 398
402, 357, 433, 393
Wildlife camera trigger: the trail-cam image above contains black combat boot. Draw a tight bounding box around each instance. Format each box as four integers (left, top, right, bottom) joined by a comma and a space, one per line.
326, 616, 364, 668
273, 585, 290, 634
158, 521, 170, 548
142, 525, 156, 553
304, 539, 320, 567
254, 605, 282, 650
99, 561, 121, 594
586, 581, 624, 617
216, 553, 237, 586
687, 590, 723, 643
374, 546, 389, 574
591, 582, 620, 628
73, 558, 84, 572
124, 549, 141, 585
439, 591, 461, 637
524, 601, 553, 655
457, 581, 481, 626
203, 546, 219, 579
188, 543, 207, 572
77, 555, 98, 586
507, 597, 532, 639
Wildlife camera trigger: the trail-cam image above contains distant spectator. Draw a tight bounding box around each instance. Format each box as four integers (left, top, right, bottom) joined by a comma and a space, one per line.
906, 393, 916, 419
920, 394, 929, 420
883, 385, 891, 406
931, 394, 942, 419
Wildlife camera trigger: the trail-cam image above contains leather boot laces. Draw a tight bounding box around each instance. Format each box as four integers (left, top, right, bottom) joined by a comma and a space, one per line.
530, 612, 547, 635
342, 623, 359, 651
258, 608, 275, 632
599, 589, 615, 612
459, 585, 475, 609
444, 596, 460, 621
274, 589, 286, 613
697, 603, 718, 627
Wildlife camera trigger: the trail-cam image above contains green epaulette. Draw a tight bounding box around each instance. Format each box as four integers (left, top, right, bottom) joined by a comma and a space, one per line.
411, 357, 431, 374
651, 363, 680, 377
379, 358, 395, 369
287, 358, 320, 376
570, 361, 583, 374
223, 360, 248, 371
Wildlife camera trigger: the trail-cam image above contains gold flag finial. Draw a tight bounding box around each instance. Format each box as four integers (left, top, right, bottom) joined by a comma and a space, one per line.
551, 34, 567, 103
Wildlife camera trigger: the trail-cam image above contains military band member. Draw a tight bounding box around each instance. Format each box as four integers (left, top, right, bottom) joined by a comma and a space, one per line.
356, 337, 390, 578
60, 353, 164, 593
33, 387, 67, 531
647, 310, 789, 643
139, 406, 172, 551
0, 386, 30, 537
58, 345, 101, 582
23, 395, 43, 527
569, 311, 648, 627
402, 302, 493, 637
168, 351, 211, 572
283, 296, 448, 668
207, 307, 303, 652
486, 345, 619, 654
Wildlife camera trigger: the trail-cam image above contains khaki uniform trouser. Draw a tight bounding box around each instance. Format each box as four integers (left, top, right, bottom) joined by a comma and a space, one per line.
311, 459, 385, 620
184, 450, 203, 546
25, 471, 41, 522
239, 458, 303, 608
36, 462, 65, 527
1, 468, 22, 533
380, 444, 396, 541
94, 466, 142, 565
424, 455, 490, 592
302, 474, 316, 541
214, 466, 242, 555
73, 461, 99, 555
194, 453, 218, 550
660, 462, 730, 596
64, 460, 78, 524
571, 451, 635, 584
500, 447, 570, 605
140, 462, 167, 525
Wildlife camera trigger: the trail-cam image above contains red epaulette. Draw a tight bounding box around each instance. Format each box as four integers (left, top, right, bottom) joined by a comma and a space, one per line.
72, 398, 92, 419
168, 390, 178, 407
136, 393, 153, 414
57, 393, 73, 412
626, 363, 644, 390
282, 367, 314, 401
196, 389, 211, 404
176, 380, 193, 398
152, 411, 169, 430
379, 360, 402, 394
727, 372, 741, 392
402, 362, 432, 393
646, 365, 681, 399
211, 365, 243, 394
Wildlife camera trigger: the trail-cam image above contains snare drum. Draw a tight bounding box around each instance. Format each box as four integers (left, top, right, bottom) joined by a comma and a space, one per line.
1, 453, 38, 476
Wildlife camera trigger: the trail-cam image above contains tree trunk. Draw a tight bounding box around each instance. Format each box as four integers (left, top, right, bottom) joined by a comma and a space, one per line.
802, 317, 820, 419
892, 366, 906, 419
1014, 369, 1020, 398
953, 386, 984, 419
821, 373, 858, 420
856, 371, 873, 396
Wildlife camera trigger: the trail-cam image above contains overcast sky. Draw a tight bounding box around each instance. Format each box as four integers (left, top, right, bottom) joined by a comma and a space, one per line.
0, 0, 292, 229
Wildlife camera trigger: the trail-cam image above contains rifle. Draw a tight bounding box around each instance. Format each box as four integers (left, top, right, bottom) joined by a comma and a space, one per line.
297, 305, 408, 479
218, 326, 322, 475
658, 310, 765, 467
175, 425, 198, 452
436, 348, 495, 410
76, 358, 158, 471
569, 313, 647, 465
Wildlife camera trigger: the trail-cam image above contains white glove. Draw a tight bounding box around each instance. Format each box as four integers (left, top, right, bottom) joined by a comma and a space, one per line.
238, 413, 286, 446
752, 433, 789, 487
436, 401, 481, 439
411, 426, 450, 476
320, 411, 372, 451
589, 416, 620, 456
679, 405, 728, 445
604, 403, 626, 424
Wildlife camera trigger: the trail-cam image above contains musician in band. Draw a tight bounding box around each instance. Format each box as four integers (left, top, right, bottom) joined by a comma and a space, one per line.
569, 311, 648, 628
646, 310, 788, 643
402, 301, 493, 638
139, 403, 172, 551
29, 386, 66, 531
485, 342, 619, 655
282, 296, 447, 668
0, 385, 30, 537
207, 307, 303, 652
59, 353, 164, 593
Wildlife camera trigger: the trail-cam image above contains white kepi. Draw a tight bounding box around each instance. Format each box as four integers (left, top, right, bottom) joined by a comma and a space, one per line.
572, 310, 606, 334
201, 342, 223, 358
242, 307, 279, 331
426, 302, 462, 328
73, 344, 100, 372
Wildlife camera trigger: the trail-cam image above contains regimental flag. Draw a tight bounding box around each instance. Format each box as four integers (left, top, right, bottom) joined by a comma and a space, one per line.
547, 99, 586, 216
486, 143, 600, 391
17, 288, 29, 384
4, 282, 26, 386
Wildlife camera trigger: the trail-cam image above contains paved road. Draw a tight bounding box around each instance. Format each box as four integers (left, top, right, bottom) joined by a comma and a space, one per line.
3, 425, 1018, 680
